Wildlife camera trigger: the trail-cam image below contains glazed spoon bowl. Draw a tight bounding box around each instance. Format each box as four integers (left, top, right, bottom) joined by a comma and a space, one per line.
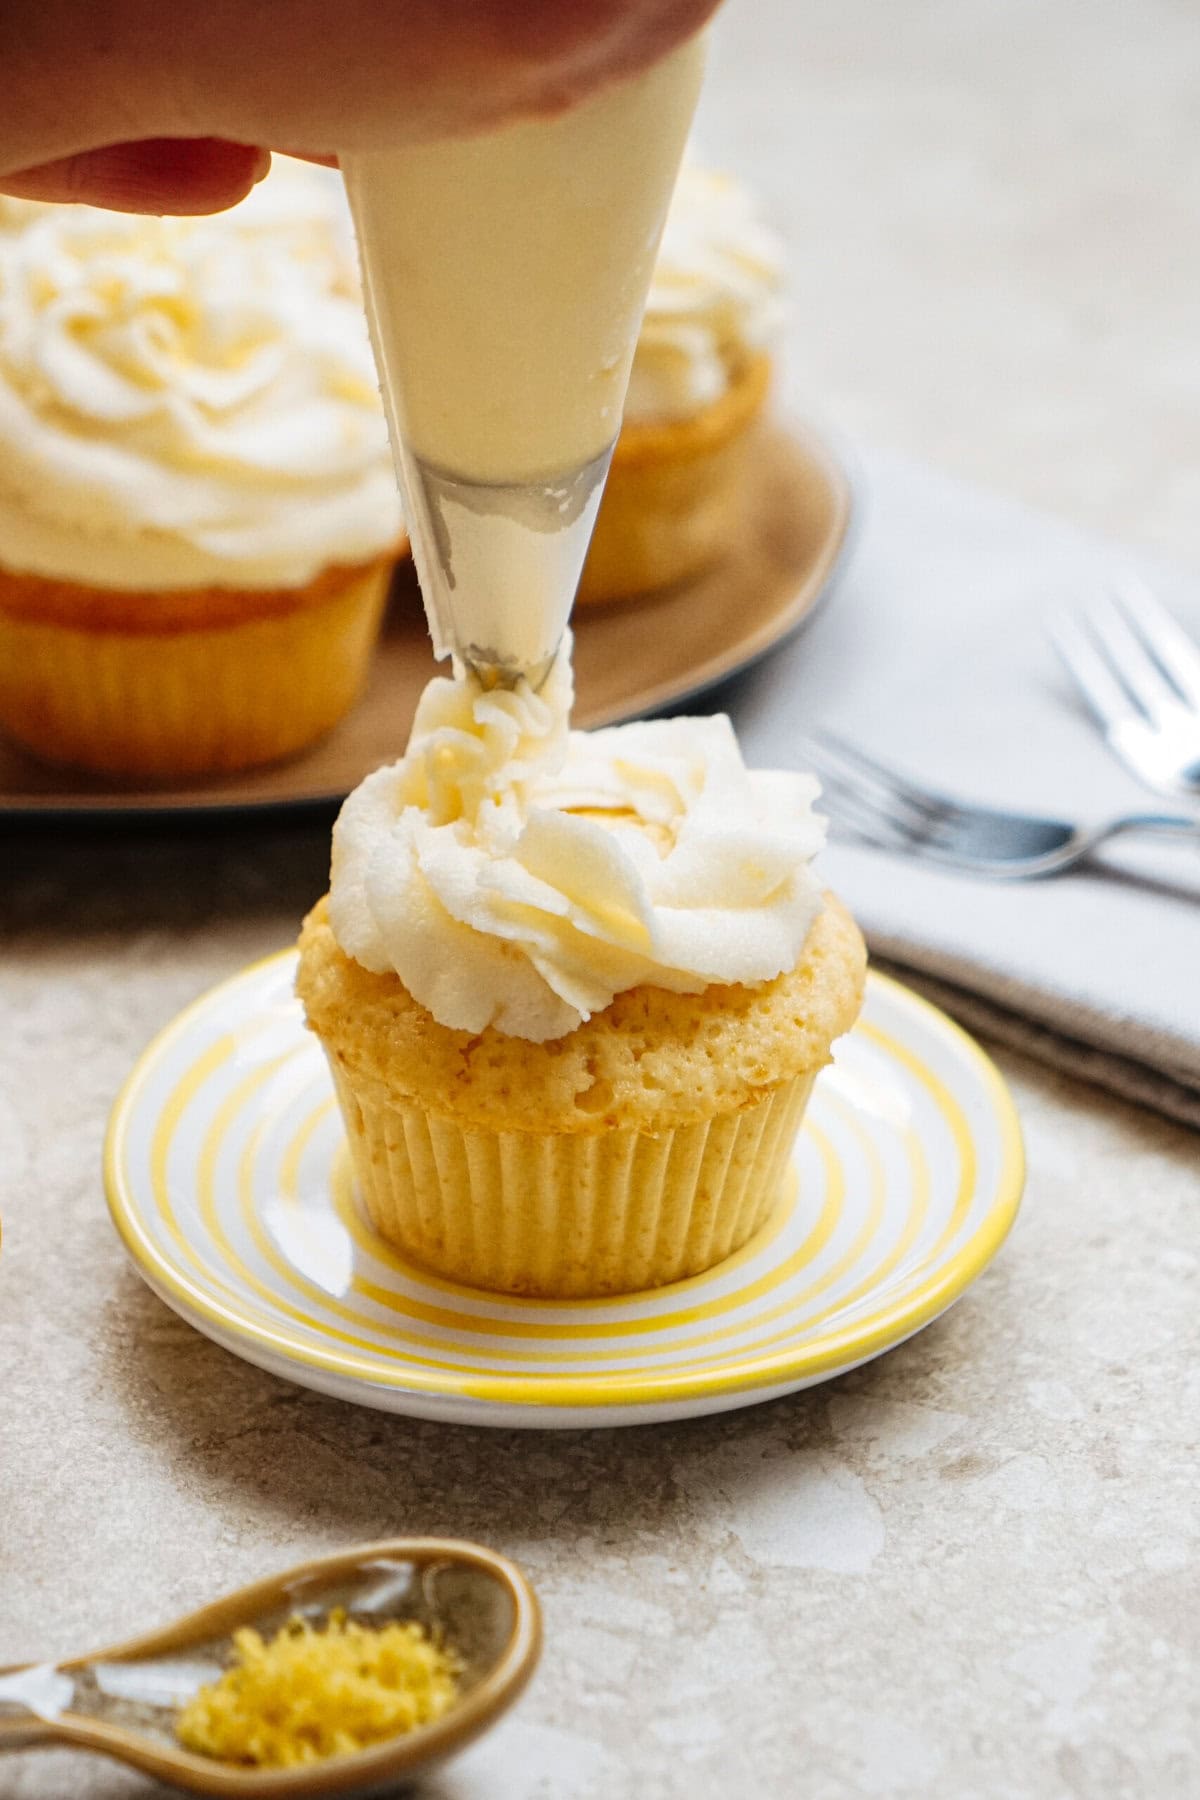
0, 1538, 540, 1797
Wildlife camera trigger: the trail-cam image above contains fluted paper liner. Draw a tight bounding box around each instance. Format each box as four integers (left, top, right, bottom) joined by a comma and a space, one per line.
327, 1059, 816, 1298
0, 561, 390, 780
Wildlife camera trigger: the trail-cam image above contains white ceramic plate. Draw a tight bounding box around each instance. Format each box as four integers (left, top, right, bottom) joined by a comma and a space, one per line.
105, 955, 1023, 1429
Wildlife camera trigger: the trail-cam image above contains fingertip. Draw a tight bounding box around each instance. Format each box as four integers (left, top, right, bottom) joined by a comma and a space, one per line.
0, 139, 272, 216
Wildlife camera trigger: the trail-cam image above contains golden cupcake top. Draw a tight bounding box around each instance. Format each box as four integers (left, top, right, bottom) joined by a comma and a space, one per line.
299, 891, 864, 1133
0, 158, 402, 591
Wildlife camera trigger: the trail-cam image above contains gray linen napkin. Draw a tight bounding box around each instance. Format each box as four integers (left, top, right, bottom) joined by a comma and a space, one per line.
720, 445, 1200, 1128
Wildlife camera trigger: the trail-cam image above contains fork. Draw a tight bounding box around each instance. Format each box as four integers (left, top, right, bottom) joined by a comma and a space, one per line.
801, 733, 1200, 879
1050, 581, 1200, 800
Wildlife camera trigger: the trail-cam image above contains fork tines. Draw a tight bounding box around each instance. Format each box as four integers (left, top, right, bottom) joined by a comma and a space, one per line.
1050, 579, 1200, 797
797, 733, 959, 852
1052, 579, 1200, 725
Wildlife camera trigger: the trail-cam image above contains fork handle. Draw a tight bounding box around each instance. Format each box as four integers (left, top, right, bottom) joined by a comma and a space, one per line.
1092, 812, 1200, 850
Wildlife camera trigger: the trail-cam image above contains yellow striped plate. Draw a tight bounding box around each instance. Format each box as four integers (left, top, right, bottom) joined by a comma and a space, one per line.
105, 955, 1023, 1428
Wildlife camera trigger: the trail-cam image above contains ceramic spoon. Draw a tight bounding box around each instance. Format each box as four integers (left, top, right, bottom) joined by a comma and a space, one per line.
0, 1538, 540, 1797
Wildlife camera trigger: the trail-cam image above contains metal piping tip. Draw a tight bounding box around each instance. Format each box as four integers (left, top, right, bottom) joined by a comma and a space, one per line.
397, 444, 613, 704
462, 650, 560, 694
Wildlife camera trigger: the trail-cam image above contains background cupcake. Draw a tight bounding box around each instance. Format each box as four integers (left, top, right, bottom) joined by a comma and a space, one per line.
0, 160, 405, 780
578, 163, 786, 604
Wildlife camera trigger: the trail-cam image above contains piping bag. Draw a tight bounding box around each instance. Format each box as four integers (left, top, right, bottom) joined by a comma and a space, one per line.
341, 33, 706, 690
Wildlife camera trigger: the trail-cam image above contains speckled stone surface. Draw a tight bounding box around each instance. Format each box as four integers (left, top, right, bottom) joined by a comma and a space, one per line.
2, 3, 1198, 1795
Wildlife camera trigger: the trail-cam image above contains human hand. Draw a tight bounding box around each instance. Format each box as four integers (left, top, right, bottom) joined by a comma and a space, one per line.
1, 0, 720, 216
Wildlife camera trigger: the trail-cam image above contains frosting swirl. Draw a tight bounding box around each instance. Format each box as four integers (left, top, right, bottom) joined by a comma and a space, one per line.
0, 196, 49, 234
329, 640, 825, 1042
0, 159, 402, 589
625, 164, 786, 423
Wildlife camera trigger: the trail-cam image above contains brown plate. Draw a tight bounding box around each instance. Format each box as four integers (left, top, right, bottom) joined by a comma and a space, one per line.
0, 420, 854, 822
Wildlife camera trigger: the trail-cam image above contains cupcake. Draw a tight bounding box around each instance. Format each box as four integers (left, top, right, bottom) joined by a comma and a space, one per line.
297, 643, 865, 1298
0, 160, 405, 780
578, 164, 785, 604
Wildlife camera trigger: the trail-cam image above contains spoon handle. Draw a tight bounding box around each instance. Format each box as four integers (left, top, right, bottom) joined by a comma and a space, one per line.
0, 1665, 72, 1751
0, 1709, 58, 1751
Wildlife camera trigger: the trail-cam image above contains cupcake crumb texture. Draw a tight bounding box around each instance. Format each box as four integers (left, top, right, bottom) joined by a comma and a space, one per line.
298, 892, 865, 1136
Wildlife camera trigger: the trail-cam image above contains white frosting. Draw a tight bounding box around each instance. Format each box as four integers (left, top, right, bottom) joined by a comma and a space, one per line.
0, 196, 49, 234
329, 639, 825, 1042
0, 159, 402, 589
625, 164, 786, 423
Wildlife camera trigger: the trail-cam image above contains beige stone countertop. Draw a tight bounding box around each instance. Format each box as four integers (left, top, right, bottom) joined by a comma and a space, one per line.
1, 2, 1197, 1795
